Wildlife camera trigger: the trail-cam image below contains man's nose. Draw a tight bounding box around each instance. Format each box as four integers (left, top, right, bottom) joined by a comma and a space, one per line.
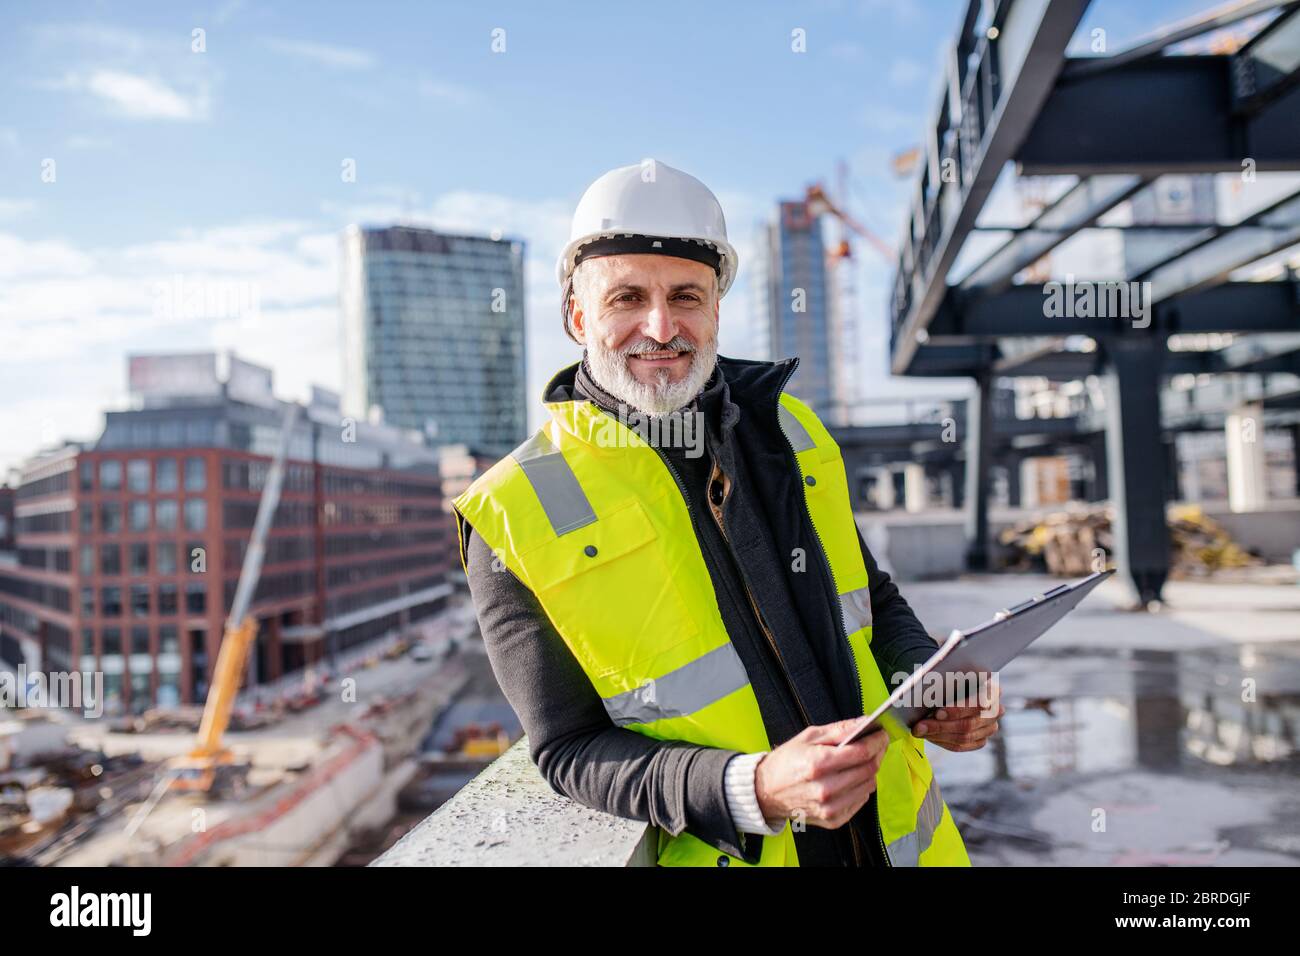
643, 294, 677, 343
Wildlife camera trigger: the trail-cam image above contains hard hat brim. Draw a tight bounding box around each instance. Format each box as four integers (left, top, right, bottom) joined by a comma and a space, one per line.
556, 232, 738, 297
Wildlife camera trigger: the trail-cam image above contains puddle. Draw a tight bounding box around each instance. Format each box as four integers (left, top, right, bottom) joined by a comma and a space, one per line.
927, 642, 1300, 786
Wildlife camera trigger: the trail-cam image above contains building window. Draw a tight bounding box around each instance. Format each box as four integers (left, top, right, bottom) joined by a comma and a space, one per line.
99, 544, 122, 576
100, 460, 122, 490
129, 543, 149, 576
100, 502, 123, 534
102, 627, 121, 655
81, 587, 95, 616
184, 499, 207, 532
156, 542, 177, 575
80, 504, 94, 533
155, 499, 178, 531
130, 672, 152, 715
184, 457, 207, 492
81, 628, 95, 657
156, 458, 178, 492
129, 501, 150, 532
158, 583, 178, 616
185, 583, 206, 615
131, 626, 150, 655
80, 461, 94, 492
130, 585, 150, 617
159, 625, 179, 655
190, 628, 209, 700
101, 587, 123, 617
185, 542, 204, 573
127, 459, 150, 493
80, 544, 94, 575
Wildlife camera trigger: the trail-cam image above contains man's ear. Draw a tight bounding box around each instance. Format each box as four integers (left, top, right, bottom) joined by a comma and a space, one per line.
570, 294, 587, 343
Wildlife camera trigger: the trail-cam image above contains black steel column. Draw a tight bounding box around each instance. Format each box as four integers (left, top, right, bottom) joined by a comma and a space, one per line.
1103, 338, 1169, 606
1291, 423, 1300, 498
964, 372, 995, 570
1004, 452, 1022, 508
1088, 431, 1109, 502
1165, 438, 1182, 502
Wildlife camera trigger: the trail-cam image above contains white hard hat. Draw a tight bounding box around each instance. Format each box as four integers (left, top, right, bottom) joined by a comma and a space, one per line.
556, 159, 738, 298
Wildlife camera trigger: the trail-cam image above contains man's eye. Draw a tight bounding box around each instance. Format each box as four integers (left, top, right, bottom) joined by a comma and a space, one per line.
674, 294, 699, 303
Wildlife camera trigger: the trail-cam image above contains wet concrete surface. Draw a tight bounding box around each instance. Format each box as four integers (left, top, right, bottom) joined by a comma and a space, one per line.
901, 574, 1300, 866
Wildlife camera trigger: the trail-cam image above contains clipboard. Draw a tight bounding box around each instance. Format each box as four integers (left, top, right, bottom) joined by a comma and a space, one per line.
836, 569, 1115, 747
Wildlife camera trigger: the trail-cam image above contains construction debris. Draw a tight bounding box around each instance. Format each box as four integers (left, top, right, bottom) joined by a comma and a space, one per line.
998, 504, 1265, 577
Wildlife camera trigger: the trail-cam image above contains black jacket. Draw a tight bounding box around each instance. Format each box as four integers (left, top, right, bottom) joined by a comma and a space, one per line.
461, 354, 939, 865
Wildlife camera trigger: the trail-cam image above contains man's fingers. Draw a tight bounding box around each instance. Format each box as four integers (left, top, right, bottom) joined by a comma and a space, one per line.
811, 730, 887, 774
926, 720, 1000, 748
803, 760, 881, 818
915, 714, 988, 735
802, 717, 872, 744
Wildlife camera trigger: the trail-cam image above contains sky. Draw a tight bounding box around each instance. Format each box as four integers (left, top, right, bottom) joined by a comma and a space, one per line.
0, 0, 1213, 476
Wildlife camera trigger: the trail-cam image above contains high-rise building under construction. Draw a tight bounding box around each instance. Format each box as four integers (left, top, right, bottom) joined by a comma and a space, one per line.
754, 200, 835, 418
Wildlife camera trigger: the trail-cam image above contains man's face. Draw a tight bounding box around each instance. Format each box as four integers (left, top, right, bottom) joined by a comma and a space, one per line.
571, 254, 720, 416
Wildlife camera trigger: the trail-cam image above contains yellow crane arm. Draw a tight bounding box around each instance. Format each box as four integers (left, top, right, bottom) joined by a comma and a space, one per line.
189, 617, 257, 758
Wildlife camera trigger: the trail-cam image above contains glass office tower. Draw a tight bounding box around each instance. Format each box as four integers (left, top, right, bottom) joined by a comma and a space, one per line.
341, 225, 527, 456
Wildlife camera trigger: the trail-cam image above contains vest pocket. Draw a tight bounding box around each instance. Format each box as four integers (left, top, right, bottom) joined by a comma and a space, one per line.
518, 499, 701, 681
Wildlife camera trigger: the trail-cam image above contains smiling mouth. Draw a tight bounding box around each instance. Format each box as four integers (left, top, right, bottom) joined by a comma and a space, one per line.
630, 350, 689, 362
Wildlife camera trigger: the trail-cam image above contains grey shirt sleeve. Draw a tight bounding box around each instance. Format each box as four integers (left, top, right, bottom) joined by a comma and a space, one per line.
857, 527, 941, 685
463, 522, 760, 863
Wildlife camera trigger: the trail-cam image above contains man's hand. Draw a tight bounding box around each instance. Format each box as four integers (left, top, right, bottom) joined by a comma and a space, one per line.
913, 678, 1003, 752
754, 719, 888, 829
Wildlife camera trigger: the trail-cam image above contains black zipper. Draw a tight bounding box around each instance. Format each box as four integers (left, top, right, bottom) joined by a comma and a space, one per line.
772, 358, 891, 868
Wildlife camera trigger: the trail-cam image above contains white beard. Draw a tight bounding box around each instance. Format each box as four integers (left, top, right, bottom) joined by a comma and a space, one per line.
585, 334, 718, 417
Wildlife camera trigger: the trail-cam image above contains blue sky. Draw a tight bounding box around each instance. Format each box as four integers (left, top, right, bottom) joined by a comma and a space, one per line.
0, 0, 1211, 474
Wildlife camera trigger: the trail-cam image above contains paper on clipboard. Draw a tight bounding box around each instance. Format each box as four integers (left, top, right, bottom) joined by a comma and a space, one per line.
835, 569, 1114, 747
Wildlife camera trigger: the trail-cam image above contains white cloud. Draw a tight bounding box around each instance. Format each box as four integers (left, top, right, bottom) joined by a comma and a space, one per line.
0, 233, 94, 277
261, 37, 374, 70
83, 69, 209, 120
0, 220, 336, 473
39, 68, 210, 121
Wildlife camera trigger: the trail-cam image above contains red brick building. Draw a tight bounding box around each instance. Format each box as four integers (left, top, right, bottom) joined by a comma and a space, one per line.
0, 354, 459, 715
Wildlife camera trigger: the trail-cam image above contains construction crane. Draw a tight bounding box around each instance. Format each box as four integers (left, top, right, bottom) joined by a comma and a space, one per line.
167, 404, 301, 797
804, 164, 895, 425
804, 178, 895, 265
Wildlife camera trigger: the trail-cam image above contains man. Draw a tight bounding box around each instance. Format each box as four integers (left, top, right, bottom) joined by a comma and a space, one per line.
453, 160, 1001, 867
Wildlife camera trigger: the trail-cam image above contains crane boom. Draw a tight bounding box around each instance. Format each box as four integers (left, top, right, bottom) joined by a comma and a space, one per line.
171, 403, 301, 792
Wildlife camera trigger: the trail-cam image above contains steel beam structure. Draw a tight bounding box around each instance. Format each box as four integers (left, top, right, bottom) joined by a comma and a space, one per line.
890, 0, 1092, 375
1103, 337, 1171, 606
1018, 56, 1300, 175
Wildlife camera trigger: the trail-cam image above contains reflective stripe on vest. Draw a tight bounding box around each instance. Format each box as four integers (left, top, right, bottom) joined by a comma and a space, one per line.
601, 642, 750, 727
885, 776, 943, 865
840, 585, 873, 634
512, 428, 597, 535
777, 402, 817, 453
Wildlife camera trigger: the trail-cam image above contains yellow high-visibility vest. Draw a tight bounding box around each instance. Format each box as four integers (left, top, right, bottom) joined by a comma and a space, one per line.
453, 377, 970, 867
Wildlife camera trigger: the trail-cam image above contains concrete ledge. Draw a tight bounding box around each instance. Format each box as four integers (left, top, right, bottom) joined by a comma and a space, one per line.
370, 737, 657, 866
